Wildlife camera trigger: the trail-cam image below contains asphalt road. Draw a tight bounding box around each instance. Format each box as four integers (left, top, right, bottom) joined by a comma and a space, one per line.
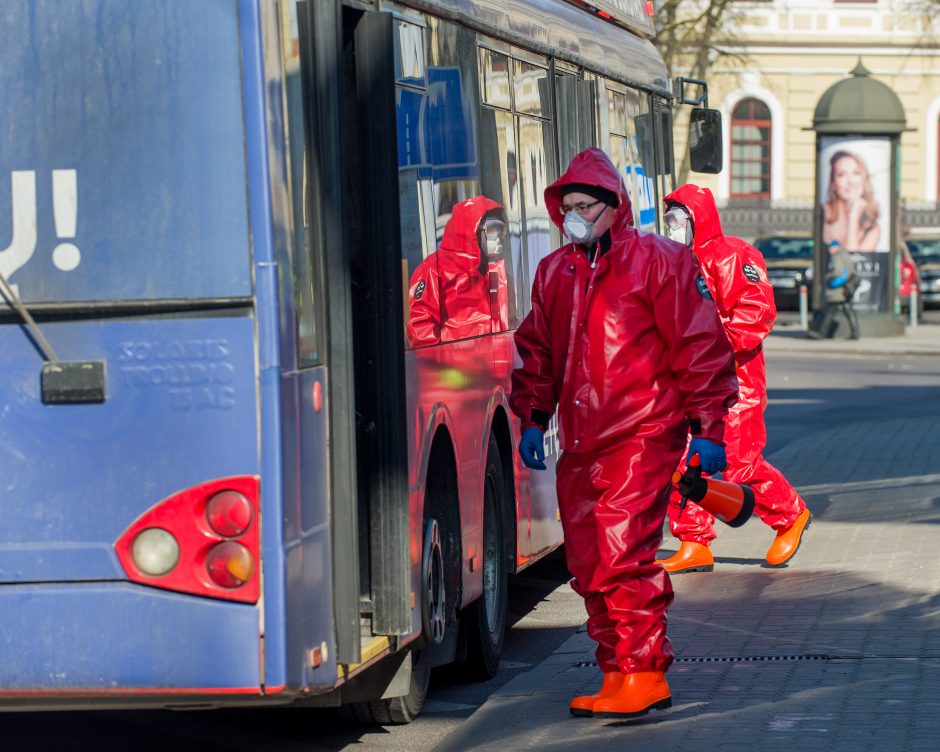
5, 335, 940, 751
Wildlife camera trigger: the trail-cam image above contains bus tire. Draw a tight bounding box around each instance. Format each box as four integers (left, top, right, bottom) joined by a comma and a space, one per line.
340, 647, 431, 725
460, 435, 509, 681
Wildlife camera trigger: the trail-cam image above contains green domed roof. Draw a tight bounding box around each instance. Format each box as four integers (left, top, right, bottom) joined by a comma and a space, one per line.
813, 61, 906, 134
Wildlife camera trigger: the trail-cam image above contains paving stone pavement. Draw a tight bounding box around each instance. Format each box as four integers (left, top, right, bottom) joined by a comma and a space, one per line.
437, 334, 940, 752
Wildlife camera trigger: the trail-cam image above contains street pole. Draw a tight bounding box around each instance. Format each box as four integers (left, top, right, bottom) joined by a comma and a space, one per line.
799, 285, 809, 331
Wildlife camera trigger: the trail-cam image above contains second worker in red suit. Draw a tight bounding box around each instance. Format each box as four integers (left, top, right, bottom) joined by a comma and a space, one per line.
510, 149, 738, 719
655, 184, 812, 574
406, 196, 509, 347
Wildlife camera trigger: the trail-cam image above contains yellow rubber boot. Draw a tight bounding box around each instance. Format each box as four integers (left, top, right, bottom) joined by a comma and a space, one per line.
655, 541, 714, 573
592, 671, 672, 718
569, 671, 624, 717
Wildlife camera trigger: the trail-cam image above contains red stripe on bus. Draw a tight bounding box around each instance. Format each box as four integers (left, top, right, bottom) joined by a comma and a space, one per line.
0, 686, 263, 697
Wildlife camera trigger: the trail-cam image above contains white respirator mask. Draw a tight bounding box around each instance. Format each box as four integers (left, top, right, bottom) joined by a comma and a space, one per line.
563, 209, 606, 245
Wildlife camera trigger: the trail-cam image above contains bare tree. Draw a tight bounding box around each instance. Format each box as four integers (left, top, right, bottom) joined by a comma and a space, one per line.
654, 0, 742, 182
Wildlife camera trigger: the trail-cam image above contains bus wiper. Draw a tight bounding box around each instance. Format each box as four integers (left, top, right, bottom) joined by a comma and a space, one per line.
0, 268, 107, 404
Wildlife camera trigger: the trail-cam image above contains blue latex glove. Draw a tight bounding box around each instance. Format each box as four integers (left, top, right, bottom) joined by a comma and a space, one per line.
688, 437, 726, 474
827, 270, 848, 289
519, 427, 547, 470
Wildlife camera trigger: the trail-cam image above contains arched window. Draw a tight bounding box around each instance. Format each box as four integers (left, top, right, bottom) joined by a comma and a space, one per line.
730, 98, 771, 199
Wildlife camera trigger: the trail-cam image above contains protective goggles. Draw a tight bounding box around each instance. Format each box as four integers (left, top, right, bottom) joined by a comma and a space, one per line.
481, 217, 507, 240
663, 205, 691, 232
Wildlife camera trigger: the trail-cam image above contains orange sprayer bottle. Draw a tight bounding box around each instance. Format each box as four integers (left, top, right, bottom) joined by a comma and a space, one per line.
673, 454, 755, 528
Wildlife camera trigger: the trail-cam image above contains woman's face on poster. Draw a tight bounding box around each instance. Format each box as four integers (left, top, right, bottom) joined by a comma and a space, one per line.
832, 155, 866, 202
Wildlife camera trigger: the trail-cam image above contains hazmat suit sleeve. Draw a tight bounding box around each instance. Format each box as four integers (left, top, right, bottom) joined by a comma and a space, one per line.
510, 260, 556, 431
650, 244, 738, 444
405, 257, 442, 348
706, 241, 777, 353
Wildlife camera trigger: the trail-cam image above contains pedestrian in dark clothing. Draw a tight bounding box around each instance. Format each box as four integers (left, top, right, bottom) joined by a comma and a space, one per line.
811, 240, 859, 339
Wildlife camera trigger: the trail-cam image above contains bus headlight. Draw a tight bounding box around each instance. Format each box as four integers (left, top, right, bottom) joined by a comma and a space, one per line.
131, 528, 180, 577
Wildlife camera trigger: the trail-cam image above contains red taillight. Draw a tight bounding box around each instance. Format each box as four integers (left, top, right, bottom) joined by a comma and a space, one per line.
114, 476, 260, 604
206, 491, 253, 537
206, 542, 254, 588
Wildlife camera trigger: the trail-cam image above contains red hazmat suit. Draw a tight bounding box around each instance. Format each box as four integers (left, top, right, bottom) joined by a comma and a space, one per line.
663, 184, 807, 546
510, 149, 738, 674
406, 196, 509, 347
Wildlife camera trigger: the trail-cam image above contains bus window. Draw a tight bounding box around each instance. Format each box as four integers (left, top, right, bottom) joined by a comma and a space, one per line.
395, 19, 435, 344
519, 116, 556, 312
480, 47, 511, 110
608, 87, 656, 232
280, 1, 321, 366
395, 19, 426, 87
654, 101, 677, 210
554, 74, 597, 178
479, 106, 523, 330
513, 58, 550, 118
427, 16, 480, 229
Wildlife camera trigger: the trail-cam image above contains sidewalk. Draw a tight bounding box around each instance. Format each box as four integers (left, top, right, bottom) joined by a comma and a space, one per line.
437, 351, 940, 751
765, 320, 940, 356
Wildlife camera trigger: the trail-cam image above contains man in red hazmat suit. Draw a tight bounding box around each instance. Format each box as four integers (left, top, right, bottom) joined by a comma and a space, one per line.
655, 184, 812, 574
407, 196, 509, 347
510, 149, 738, 719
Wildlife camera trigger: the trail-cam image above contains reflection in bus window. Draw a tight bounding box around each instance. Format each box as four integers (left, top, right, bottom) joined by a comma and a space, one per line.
479, 107, 523, 328
480, 47, 511, 110
280, 1, 321, 365
608, 87, 656, 231
519, 116, 556, 305
427, 18, 481, 242
406, 197, 511, 347
512, 58, 550, 118
395, 20, 425, 86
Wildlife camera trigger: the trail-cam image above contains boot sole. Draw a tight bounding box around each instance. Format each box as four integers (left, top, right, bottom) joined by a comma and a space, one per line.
766, 514, 812, 568
664, 564, 714, 574
569, 707, 594, 718
593, 696, 672, 719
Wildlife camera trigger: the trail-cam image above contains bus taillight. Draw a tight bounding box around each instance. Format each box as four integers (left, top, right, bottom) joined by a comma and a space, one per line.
206, 490, 253, 537
205, 541, 254, 588
114, 476, 261, 604
130, 527, 181, 577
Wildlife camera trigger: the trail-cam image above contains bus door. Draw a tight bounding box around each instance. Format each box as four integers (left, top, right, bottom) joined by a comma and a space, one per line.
297, 0, 411, 676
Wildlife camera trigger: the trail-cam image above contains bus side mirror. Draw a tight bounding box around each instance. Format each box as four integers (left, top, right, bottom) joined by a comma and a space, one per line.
689, 108, 723, 174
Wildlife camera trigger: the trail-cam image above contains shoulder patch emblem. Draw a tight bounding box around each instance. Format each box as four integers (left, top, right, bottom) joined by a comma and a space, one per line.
414, 280, 426, 299
742, 263, 761, 283
695, 273, 713, 301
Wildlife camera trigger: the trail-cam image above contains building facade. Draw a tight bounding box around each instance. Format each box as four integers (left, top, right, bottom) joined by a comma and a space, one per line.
671, 0, 940, 238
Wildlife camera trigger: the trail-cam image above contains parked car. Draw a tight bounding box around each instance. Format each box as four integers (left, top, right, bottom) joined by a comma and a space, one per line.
905, 235, 940, 308
753, 235, 814, 311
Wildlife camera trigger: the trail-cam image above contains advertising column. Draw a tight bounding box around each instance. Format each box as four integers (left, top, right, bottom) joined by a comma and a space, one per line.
817, 137, 891, 313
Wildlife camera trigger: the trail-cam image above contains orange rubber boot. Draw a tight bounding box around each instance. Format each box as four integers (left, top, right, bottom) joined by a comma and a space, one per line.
766, 507, 812, 567
569, 671, 625, 717
592, 671, 672, 718
655, 541, 714, 573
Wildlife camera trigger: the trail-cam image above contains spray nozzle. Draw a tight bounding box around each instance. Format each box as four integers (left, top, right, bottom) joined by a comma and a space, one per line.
675, 453, 704, 517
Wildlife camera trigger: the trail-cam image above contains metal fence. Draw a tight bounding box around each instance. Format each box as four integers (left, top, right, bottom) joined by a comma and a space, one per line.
719, 201, 940, 242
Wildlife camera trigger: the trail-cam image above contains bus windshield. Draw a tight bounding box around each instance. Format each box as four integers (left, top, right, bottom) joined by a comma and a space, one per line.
0, 2, 251, 305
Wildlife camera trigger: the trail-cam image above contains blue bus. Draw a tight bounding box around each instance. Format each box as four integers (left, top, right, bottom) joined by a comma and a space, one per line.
0, 0, 719, 721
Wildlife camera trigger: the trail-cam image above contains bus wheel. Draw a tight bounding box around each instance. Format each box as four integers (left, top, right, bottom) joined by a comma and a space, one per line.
341, 647, 431, 725
461, 436, 509, 680
422, 518, 447, 645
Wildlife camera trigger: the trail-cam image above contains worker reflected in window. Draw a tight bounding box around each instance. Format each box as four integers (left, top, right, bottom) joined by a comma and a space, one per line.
406, 196, 511, 347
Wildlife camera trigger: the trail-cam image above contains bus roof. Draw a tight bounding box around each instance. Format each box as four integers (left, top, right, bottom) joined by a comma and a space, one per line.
399, 0, 671, 97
